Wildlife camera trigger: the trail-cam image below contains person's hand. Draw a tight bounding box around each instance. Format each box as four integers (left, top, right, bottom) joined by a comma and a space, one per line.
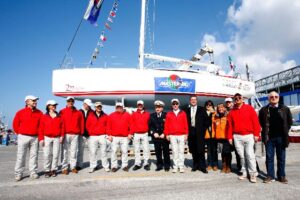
154, 133, 159, 138
184, 135, 187, 142
159, 134, 165, 139
128, 134, 133, 140
229, 139, 233, 145
40, 140, 44, 147
254, 136, 259, 143
59, 137, 64, 144
166, 135, 170, 141
108, 136, 113, 142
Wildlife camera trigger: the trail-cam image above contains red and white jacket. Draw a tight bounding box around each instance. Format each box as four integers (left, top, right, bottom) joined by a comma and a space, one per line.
164, 110, 188, 136
13, 107, 43, 136
59, 106, 84, 135
130, 109, 150, 134
107, 111, 131, 137
39, 113, 64, 141
86, 111, 108, 136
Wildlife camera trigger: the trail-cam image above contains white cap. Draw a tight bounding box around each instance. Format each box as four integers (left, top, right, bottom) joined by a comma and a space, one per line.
115, 102, 124, 107
137, 100, 144, 105
154, 100, 165, 107
225, 97, 233, 102
66, 96, 75, 101
83, 99, 92, 107
94, 102, 103, 107
46, 100, 58, 106
25, 95, 39, 102
171, 98, 180, 104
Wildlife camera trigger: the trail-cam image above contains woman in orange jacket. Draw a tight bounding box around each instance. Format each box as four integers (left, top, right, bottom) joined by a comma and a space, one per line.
213, 103, 232, 173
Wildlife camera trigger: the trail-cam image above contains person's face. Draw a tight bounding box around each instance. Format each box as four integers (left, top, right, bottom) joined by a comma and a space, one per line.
95, 105, 102, 112
234, 95, 243, 106
83, 103, 90, 110
26, 99, 38, 109
116, 106, 123, 113
190, 97, 197, 106
137, 104, 144, 111
269, 92, 279, 105
206, 103, 213, 111
48, 104, 57, 112
225, 101, 233, 108
217, 104, 225, 114
66, 99, 74, 107
155, 106, 163, 113
172, 101, 179, 110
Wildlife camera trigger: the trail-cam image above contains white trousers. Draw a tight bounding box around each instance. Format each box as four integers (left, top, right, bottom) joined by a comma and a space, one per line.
14, 134, 39, 176
43, 136, 60, 172
233, 134, 257, 176
111, 136, 129, 169
77, 135, 86, 168
170, 135, 185, 169
133, 133, 150, 166
88, 135, 109, 169
62, 134, 79, 170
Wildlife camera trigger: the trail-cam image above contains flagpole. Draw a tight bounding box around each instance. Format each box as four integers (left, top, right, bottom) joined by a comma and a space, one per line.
59, 17, 84, 68
139, 0, 146, 70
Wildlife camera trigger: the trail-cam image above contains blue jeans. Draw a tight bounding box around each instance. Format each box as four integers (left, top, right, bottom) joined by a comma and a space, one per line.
206, 138, 218, 167
265, 137, 286, 179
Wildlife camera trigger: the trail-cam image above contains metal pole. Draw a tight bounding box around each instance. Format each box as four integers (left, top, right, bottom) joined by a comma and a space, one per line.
139, 0, 146, 70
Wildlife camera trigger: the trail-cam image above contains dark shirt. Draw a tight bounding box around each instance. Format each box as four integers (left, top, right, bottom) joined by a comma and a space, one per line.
269, 106, 284, 138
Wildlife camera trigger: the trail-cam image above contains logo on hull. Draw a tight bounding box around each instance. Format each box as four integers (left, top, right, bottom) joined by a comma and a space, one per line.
155, 74, 195, 93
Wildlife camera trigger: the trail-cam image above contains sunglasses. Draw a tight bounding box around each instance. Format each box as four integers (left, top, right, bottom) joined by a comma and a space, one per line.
172, 102, 179, 105
270, 96, 279, 99
67, 100, 74, 103
234, 96, 242, 101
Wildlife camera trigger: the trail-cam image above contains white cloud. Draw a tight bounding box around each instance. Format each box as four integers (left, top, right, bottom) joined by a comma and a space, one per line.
201, 0, 300, 80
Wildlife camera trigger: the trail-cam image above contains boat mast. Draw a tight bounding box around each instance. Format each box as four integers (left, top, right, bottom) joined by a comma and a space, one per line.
139, 0, 146, 70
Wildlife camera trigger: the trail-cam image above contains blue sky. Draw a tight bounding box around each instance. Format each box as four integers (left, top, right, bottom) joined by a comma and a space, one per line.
0, 0, 299, 126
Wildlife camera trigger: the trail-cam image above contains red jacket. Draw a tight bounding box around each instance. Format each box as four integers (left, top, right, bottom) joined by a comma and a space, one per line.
13, 107, 43, 136
226, 103, 261, 140
39, 113, 64, 141
60, 107, 84, 135
164, 110, 188, 136
130, 110, 150, 134
107, 111, 131, 137
86, 111, 108, 136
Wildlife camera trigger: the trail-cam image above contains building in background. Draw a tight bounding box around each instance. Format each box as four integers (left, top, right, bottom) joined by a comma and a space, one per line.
255, 66, 300, 121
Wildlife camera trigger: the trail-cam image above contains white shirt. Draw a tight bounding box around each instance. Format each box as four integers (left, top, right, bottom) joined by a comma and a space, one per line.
173, 109, 180, 116
191, 106, 197, 127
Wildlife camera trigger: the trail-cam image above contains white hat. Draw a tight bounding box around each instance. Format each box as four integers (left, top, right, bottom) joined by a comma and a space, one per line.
94, 102, 103, 107
25, 95, 39, 102
171, 98, 180, 104
66, 96, 75, 101
83, 99, 92, 107
115, 102, 124, 107
154, 100, 165, 107
137, 100, 144, 105
225, 97, 233, 102
46, 100, 58, 106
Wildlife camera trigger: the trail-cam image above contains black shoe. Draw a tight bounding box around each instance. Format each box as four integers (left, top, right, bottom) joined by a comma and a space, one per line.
191, 167, 198, 172
111, 168, 118, 173
164, 168, 170, 172
144, 164, 150, 171
51, 170, 57, 177
156, 167, 163, 171
76, 166, 82, 171
122, 167, 129, 172
133, 165, 141, 171
200, 168, 208, 174
45, 171, 51, 178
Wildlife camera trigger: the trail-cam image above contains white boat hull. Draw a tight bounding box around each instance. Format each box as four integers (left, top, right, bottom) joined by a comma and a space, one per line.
52, 68, 255, 108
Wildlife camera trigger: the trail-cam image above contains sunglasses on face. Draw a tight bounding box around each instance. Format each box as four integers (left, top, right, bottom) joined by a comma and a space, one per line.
234, 96, 242, 101
172, 102, 179, 105
270, 96, 279, 99
67, 100, 74, 103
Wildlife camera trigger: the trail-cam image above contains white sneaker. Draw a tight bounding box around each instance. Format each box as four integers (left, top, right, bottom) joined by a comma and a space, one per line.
30, 173, 39, 179
15, 175, 22, 182
250, 175, 257, 183
172, 168, 178, 173
179, 168, 185, 173
238, 174, 247, 180
89, 168, 95, 173
104, 168, 110, 172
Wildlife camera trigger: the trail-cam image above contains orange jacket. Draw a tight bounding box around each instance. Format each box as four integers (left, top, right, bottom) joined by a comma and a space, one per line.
212, 114, 227, 140
205, 112, 215, 139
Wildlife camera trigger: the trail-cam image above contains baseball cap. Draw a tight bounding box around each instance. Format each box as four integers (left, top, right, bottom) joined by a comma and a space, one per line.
83, 99, 92, 107
66, 96, 75, 101
115, 102, 124, 107
224, 97, 233, 102
94, 102, 103, 107
24, 95, 39, 102
46, 100, 58, 106
137, 100, 144, 105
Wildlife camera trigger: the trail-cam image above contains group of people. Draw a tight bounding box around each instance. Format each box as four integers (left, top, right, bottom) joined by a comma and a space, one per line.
13, 91, 292, 184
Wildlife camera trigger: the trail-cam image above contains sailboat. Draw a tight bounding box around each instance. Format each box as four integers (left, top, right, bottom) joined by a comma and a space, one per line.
52, 0, 256, 109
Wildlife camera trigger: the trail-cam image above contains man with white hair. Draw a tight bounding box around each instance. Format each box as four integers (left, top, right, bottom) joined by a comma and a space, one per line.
77, 99, 93, 170
259, 91, 292, 184
131, 100, 151, 171
13, 95, 43, 181
164, 99, 188, 173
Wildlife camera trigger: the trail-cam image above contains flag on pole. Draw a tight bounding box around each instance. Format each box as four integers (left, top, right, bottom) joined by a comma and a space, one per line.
110, 11, 116, 17
100, 34, 107, 41
107, 17, 114, 23
105, 23, 112, 30
84, 0, 105, 25
228, 56, 235, 70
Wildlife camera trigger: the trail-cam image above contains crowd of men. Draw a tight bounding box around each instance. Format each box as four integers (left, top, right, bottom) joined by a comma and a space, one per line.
12, 92, 292, 184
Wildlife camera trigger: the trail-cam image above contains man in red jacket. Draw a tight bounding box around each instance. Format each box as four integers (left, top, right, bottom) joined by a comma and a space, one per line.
131, 100, 151, 171
227, 93, 261, 183
86, 102, 110, 173
107, 102, 132, 172
13, 95, 43, 181
164, 99, 188, 173
60, 96, 84, 175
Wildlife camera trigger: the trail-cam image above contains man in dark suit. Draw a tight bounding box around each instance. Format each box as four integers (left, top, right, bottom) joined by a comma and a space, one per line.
184, 95, 209, 173
149, 100, 171, 171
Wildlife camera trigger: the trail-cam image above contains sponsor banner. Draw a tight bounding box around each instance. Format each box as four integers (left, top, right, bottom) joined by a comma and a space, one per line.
155, 74, 195, 93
